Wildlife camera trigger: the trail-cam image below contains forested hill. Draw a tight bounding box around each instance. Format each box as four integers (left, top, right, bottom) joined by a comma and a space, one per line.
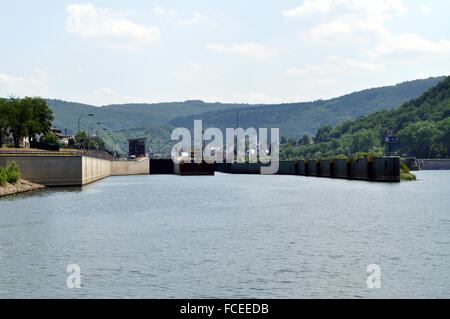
285, 76, 450, 159
42, 76, 446, 154
47, 76, 444, 136
170, 76, 446, 137
46, 99, 251, 134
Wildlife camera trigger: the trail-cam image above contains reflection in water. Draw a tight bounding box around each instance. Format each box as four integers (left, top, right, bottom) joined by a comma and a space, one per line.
0, 171, 449, 298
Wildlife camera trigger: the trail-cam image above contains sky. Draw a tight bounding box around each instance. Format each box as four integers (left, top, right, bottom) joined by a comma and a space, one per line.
0, 0, 450, 106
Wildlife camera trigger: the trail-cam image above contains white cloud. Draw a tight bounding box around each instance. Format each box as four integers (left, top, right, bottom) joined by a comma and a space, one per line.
0, 73, 27, 87
419, 3, 431, 15
205, 42, 280, 60
284, 0, 450, 59
372, 33, 450, 57
92, 88, 118, 96
66, 4, 160, 50
153, 6, 177, 16
283, 0, 334, 17
153, 6, 206, 25
284, 0, 406, 18
0, 69, 49, 96
305, 18, 390, 42
174, 13, 206, 25
287, 57, 386, 77
176, 61, 219, 84
288, 0, 405, 42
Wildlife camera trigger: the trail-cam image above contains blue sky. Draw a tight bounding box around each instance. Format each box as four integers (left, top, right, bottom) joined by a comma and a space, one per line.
1, 0, 449, 105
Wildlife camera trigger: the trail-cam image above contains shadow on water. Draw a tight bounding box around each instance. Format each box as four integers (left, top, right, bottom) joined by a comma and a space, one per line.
0, 186, 83, 202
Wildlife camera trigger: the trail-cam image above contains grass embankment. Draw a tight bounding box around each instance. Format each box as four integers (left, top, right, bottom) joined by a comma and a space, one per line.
0, 161, 45, 197
400, 162, 416, 181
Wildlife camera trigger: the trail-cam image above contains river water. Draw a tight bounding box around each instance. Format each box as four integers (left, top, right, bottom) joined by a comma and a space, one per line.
0, 171, 449, 298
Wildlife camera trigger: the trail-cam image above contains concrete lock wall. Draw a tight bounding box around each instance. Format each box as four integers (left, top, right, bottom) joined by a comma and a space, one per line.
417, 159, 450, 170
308, 160, 319, 176
215, 162, 232, 173
149, 159, 174, 174
352, 158, 369, 180
319, 160, 332, 177
82, 156, 111, 185
111, 158, 149, 176
230, 162, 264, 174
0, 156, 83, 186
0, 156, 149, 186
298, 160, 306, 176
373, 157, 400, 182
278, 161, 298, 175
174, 162, 215, 175
334, 159, 350, 179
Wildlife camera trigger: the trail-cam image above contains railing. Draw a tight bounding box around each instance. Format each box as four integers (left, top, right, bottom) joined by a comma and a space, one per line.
0, 147, 119, 160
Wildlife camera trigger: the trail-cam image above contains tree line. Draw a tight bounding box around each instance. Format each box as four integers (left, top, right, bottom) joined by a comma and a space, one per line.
0, 97, 54, 148
280, 76, 450, 160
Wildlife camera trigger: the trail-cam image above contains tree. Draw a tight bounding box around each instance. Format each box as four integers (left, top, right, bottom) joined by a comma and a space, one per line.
315, 125, 332, 143
350, 129, 381, 154
299, 134, 311, 146
0, 97, 53, 148
40, 132, 59, 145
75, 131, 89, 149
0, 99, 12, 147
397, 121, 440, 158
287, 138, 297, 146
22, 97, 54, 143
7, 96, 31, 148
436, 118, 450, 157
74, 131, 105, 150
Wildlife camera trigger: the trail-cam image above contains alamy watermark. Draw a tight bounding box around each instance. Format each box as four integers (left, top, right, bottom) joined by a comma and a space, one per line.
171, 120, 280, 174
366, 264, 381, 289
66, 264, 81, 289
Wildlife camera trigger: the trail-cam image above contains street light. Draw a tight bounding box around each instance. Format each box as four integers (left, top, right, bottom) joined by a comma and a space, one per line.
78, 113, 94, 152
78, 113, 94, 133
87, 122, 102, 152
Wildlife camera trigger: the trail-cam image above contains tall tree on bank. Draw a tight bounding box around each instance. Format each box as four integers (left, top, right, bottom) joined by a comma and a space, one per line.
22, 97, 54, 143
0, 96, 54, 148
0, 99, 12, 147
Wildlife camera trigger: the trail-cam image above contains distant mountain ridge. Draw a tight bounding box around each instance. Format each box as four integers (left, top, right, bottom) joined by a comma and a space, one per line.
42, 76, 446, 153
170, 76, 447, 137
283, 75, 450, 159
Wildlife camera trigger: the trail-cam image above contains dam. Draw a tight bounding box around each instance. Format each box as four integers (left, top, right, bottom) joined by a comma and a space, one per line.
1, 148, 400, 186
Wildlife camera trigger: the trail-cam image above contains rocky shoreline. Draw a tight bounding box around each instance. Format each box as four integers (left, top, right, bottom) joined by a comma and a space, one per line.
0, 179, 46, 197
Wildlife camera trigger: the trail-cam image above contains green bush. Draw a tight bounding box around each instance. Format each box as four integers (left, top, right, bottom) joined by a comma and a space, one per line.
6, 161, 20, 184
0, 168, 7, 187
400, 162, 410, 173
401, 172, 416, 181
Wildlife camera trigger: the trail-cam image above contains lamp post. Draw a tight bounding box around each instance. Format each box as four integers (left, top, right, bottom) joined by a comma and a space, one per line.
87, 122, 102, 152
78, 113, 94, 151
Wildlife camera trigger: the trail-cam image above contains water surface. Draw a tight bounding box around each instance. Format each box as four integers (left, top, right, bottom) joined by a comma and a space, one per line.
1, 171, 449, 298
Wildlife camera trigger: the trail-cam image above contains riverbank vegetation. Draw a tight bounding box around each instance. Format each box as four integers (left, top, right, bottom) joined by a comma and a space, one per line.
0, 97, 54, 148
400, 162, 416, 181
0, 161, 21, 187
0, 161, 44, 197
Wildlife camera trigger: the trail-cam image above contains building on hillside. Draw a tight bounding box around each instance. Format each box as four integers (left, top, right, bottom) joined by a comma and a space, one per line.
50, 128, 74, 146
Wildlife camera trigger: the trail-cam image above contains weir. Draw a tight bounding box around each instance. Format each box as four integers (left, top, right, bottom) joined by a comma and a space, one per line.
0, 151, 400, 185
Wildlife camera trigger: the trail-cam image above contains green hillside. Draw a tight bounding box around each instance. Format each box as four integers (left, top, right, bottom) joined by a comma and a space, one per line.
170, 77, 445, 137
43, 76, 445, 154
47, 99, 251, 134
283, 76, 450, 159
